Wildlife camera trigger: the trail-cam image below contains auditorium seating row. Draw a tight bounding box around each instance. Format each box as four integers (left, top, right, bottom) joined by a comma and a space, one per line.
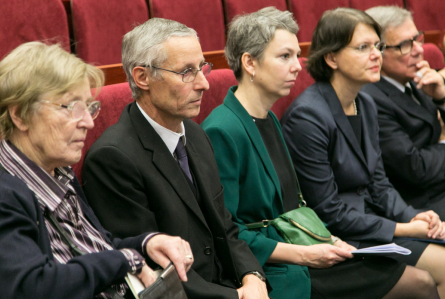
72, 58, 315, 182
1, 0, 444, 66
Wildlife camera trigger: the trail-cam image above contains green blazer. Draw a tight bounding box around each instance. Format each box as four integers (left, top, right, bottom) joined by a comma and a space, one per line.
202, 86, 310, 299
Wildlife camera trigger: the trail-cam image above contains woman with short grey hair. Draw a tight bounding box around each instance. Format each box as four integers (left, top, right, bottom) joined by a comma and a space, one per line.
202, 6, 436, 299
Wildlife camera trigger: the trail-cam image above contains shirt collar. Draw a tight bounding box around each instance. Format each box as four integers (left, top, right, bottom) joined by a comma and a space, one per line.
0, 139, 76, 212
136, 102, 186, 155
382, 75, 410, 93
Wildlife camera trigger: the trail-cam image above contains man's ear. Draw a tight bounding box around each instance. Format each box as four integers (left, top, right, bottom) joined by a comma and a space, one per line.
324, 52, 338, 70
132, 66, 150, 91
240, 52, 256, 78
8, 105, 28, 132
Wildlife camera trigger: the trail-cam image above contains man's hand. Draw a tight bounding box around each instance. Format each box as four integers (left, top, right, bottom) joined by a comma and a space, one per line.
414, 60, 445, 100
145, 234, 193, 282
237, 274, 268, 299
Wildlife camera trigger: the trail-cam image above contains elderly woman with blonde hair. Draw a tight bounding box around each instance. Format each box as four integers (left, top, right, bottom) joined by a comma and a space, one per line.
0, 42, 192, 299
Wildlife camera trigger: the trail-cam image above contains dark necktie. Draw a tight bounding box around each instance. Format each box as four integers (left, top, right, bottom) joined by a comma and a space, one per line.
405, 86, 420, 105
175, 138, 193, 183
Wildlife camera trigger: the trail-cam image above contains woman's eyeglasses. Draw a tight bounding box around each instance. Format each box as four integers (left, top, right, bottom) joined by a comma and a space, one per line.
347, 42, 387, 55
42, 100, 101, 121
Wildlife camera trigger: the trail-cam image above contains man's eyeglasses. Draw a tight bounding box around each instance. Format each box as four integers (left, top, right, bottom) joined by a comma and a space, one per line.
146, 62, 213, 83
385, 31, 424, 55
346, 42, 386, 54
42, 100, 101, 121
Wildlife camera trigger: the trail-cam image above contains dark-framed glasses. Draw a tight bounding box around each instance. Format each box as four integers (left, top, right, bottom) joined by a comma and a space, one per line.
385, 31, 424, 55
146, 62, 213, 83
42, 100, 101, 121
347, 42, 386, 54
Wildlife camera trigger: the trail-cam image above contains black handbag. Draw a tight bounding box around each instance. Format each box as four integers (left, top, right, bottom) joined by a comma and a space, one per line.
138, 263, 187, 299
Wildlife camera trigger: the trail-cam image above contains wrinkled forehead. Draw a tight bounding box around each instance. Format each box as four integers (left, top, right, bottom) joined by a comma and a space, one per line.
384, 19, 418, 44
161, 36, 205, 69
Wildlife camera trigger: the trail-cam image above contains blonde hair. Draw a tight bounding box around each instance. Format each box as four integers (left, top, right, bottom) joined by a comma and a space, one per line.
0, 42, 104, 139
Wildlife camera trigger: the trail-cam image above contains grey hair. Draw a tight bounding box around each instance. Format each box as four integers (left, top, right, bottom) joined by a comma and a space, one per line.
365, 6, 412, 41
122, 18, 198, 99
225, 7, 299, 81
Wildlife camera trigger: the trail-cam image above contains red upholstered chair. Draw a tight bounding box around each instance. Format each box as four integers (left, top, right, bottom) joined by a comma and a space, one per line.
349, 0, 403, 11
71, 0, 149, 65
223, 0, 288, 25
193, 69, 238, 124
72, 83, 133, 183
149, 0, 226, 52
289, 0, 349, 42
271, 58, 315, 119
0, 0, 70, 60
405, 0, 445, 32
422, 43, 445, 71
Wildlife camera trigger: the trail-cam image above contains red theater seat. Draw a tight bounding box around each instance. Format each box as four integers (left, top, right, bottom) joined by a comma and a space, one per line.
149, 0, 226, 52
72, 83, 133, 182
271, 58, 315, 119
0, 0, 70, 60
193, 69, 238, 124
405, 0, 445, 32
223, 0, 288, 25
349, 0, 404, 11
289, 0, 349, 42
71, 0, 149, 65
423, 43, 445, 71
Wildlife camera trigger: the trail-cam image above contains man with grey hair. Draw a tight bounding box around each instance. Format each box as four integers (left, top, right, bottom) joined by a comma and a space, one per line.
362, 6, 445, 217
83, 18, 268, 299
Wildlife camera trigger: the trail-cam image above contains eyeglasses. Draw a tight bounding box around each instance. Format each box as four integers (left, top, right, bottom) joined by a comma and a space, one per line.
346, 42, 386, 54
42, 100, 101, 121
385, 31, 424, 55
146, 62, 213, 83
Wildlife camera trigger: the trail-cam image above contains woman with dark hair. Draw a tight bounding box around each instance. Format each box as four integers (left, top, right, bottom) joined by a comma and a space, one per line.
202, 6, 439, 299
281, 7, 445, 297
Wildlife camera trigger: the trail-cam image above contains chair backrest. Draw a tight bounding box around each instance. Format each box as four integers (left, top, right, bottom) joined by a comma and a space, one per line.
0, 0, 70, 60
193, 68, 238, 124
71, 0, 149, 65
271, 58, 315, 119
72, 83, 133, 182
423, 43, 445, 70
405, 0, 445, 32
223, 0, 288, 25
348, 0, 404, 11
149, 0, 226, 52
289, 0, 349, 42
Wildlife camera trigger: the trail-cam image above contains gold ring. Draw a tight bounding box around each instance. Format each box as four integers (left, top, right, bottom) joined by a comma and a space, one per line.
185, 255, 193, 260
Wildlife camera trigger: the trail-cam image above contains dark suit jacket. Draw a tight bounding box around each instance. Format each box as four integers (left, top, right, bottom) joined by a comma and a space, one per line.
362, 78, 445, 211
0, 168, 148, 299
82, 102, 264, 299
281, 82, 418, 247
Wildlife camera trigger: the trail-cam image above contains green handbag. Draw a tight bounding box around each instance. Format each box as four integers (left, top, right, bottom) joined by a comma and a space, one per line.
246, 200, 333, 246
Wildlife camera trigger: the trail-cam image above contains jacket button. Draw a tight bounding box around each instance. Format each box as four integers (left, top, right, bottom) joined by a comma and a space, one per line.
204, 246, 212, 255
357, 187, 366, 195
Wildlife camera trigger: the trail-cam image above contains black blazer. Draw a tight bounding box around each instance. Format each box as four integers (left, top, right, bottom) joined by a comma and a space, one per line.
281, 82, 418, 247
83, 102, 264, 299
0, 169, 148, 299
362, 78, 445, 210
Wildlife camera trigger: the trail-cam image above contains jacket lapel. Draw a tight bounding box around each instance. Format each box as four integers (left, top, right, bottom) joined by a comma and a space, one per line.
377, 78, 436, 126
128, 103, 209, 229
223, 87, 283, 205
319, 82, 368, 170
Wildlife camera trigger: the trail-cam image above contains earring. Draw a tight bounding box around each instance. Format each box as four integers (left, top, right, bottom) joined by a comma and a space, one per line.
250, 71, 255, 83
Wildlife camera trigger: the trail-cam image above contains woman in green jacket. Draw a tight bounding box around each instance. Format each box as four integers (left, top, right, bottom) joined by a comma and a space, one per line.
201, 7, 437, 299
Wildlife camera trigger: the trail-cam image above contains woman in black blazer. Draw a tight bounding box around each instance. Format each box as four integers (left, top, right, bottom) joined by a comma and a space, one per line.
281, 8, 445, 297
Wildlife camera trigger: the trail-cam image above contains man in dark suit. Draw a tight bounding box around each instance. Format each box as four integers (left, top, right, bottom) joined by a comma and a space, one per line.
82, 18, 268, 299
362, 6, 445, 216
